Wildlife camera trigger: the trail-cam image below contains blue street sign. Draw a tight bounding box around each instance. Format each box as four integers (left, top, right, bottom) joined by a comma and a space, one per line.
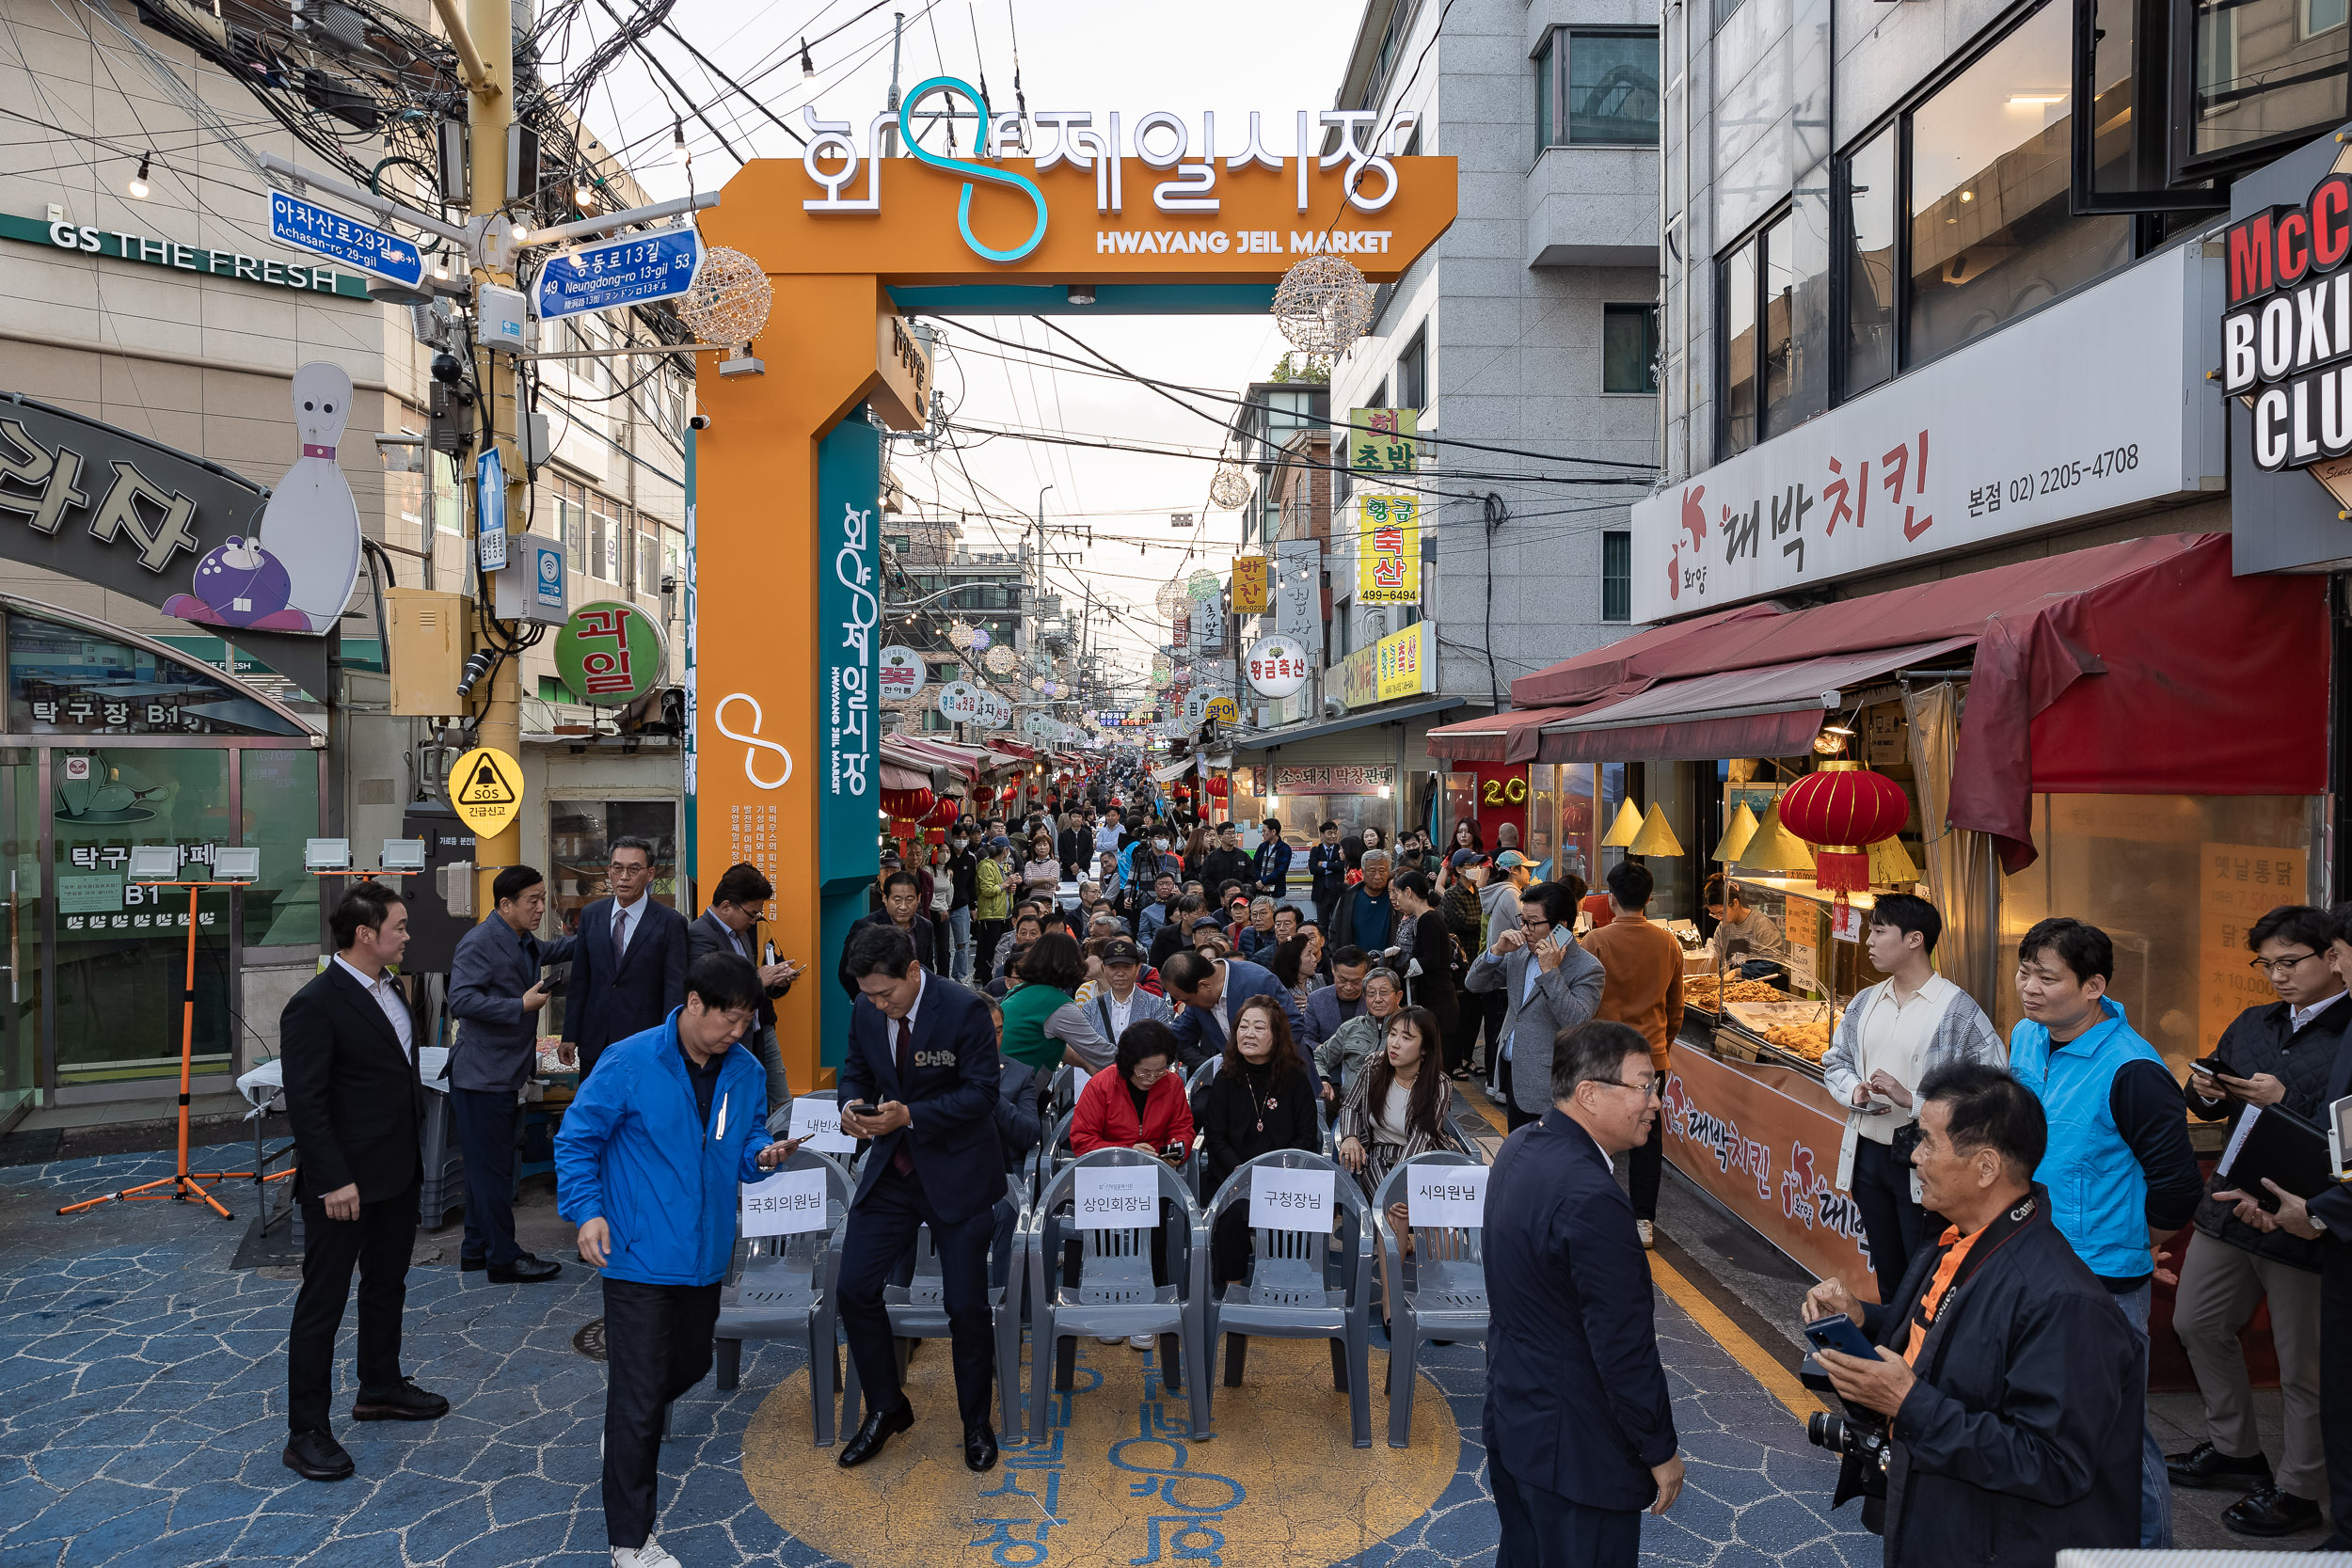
476, 447, 507, 571
266, 191, 424, 288
532, 225, 703, 321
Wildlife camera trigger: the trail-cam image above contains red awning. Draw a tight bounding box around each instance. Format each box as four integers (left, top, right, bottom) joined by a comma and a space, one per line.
1423, 706, 1580, 764
1511, 534, 2327, 872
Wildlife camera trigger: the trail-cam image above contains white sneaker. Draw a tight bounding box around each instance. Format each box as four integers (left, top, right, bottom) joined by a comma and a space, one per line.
1637, 1220, 1655, 1250
613, 1541, 681, 1568
1097, 1335, 1124, 1345
1128, 1334, 1153, 1352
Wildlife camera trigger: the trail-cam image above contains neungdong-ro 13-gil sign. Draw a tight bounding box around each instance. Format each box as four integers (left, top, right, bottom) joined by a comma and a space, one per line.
2224, 157, 2352, 475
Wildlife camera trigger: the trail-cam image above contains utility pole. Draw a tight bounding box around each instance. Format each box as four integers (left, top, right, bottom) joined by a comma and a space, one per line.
460, 0, 519, 906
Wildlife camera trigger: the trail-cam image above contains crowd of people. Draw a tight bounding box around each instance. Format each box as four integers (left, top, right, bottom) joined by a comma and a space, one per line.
265, 771, 2352, 1568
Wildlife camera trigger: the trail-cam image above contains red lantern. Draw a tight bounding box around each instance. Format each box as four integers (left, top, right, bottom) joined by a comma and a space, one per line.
1204, 775, 1230, 800
926, 796, 961, 829
973, 784, 997, 806
926, 826, 947, 845
881, 785, 933, 820
1777, 762, 1911, 894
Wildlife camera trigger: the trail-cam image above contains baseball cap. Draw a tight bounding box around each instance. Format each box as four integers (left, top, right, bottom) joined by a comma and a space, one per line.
1448, 848, 1479, 869
1101, 938, 1144, 966
1189, 914, 1225, 933
1495, 850, 1530, 870
990, 834, 1012, 850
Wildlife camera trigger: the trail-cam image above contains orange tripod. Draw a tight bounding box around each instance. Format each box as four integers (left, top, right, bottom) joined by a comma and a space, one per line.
57, 878, 278, 1220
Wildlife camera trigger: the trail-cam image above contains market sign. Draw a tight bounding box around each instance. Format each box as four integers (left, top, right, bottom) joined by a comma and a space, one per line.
1272, 764, 1394, 796
938, 680, 983, 722
555, 599, 667, 705
1244, 634, 1311, 699
1345, 407, 1418, 472
878, 644, 927, 703
1232, 554, 1269, 614
1274, 537, 1321, 650
0, 392, 330, 697
1632, 244, 2217, 623
2221, 156, 2352, 504
1357, 494, 1420, 604
1336, 621, 1431, 708
817, 420, 881, 887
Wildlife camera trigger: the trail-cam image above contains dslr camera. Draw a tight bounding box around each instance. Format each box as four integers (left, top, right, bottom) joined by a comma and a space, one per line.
1802, 1354, 1893, 1523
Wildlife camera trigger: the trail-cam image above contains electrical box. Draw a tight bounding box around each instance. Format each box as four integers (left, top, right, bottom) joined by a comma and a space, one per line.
505, 123, 541, 204
521, 409, 550, 469
477, 284, 532, 355
384, 587, 469, 717
437, 119, 469, 205
399, 801, 475, 974
489, 534, 567, 625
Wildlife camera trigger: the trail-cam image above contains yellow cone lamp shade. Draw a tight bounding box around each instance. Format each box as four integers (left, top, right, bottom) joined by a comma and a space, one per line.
1626, 801, 1684, 858
1733, 801, 1818, 876
1600, 798, 1645, 847
1869, 834, 1920, 887
1710, 801, 1760, 863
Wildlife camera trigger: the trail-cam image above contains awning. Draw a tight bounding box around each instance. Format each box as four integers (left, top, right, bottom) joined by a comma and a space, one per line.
1424, 705, 1578, 764
881, 736, 986, 783
1534, 640, 1973, 764
1152, 755, 1199, 784
1231, 695, 1460, 753
879, 760, 930, 792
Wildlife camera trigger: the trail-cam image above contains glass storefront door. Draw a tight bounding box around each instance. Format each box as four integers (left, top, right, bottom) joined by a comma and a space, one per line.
0, 750, 35, 1126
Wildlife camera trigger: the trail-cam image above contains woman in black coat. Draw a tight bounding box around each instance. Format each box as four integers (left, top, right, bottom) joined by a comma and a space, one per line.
1387, 870, 1459, 1053
1193, 994, 1323, 1286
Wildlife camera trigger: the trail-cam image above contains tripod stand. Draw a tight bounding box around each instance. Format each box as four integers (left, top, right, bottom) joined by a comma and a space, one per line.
58, 875, 268, 1220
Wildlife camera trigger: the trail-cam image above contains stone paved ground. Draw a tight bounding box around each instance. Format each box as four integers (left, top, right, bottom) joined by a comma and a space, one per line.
2, 1141, 1878, 1568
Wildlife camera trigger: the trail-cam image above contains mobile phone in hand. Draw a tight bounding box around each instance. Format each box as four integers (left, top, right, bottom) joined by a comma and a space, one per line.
844, 1101, 880, 1120
1804, 1314, 1878, 1361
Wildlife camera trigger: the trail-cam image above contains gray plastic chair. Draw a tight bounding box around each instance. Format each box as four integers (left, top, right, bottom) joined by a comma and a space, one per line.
1371, 1150, 1490, 1448
843, 1172, 1030, 1438
713, 1148, 853, 1445
1024, 1148, 1209, 1443
1202, 1148, 1375, 1448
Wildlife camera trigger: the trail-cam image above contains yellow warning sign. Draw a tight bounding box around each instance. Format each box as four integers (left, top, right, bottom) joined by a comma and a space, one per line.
447, 746, 525, 837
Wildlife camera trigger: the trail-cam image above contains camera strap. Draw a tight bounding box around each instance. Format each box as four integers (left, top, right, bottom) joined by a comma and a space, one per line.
1903, 1193, 2037, 1368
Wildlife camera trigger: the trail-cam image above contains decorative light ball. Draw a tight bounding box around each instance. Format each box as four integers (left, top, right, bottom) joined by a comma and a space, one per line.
1027, 674, 1044, 691
969, 626, 992, 652
1152, 656, 1171, 682
1779, 762, 1912, 894
1210, 466, 1252, 511
676, 245, 772, 346
947, 620, 976, 650
1186, 569, 1218, 602
1154, 579, 1188, 618
984, 643, 1018, 674
1271, 253, 1375, 361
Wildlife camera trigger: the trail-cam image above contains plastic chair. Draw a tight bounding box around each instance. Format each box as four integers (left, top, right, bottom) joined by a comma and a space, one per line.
1187, 1056, 1220, 1092
1201, 1149, 1376, 1448
1371, 1150, 1490, 1448
843, 1172, 1030, 1438
713, 1148, 854, 1445
1024, 1148, 1209, 1443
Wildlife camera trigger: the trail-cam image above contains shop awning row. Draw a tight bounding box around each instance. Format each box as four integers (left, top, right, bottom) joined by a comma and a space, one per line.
1460, 533, 2328, 872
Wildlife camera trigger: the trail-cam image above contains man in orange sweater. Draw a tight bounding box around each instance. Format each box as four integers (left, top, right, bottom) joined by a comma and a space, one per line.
1579, 859, 1684, 1248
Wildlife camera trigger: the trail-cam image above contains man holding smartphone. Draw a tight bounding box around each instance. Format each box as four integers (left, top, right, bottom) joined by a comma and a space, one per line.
688, 863, 801, 1116
2170, 904, 2346, 1537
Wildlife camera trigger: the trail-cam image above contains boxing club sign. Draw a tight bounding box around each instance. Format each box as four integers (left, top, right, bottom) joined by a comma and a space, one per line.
2222, 164, 2352, 473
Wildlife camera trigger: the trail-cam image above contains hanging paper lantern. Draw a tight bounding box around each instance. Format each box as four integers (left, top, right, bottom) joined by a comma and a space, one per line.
925, 796, 961, 829
926, 827, 947, 845
1204, 775, 1230, 800
881, 785, 934, 820
973, 783, 997, 806
1777, 761, 1911, 894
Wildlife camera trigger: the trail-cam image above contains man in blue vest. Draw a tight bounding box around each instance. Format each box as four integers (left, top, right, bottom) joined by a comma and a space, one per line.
2007, 917, 2203, 1550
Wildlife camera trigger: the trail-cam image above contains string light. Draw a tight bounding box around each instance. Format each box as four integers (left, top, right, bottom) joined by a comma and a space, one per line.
127, 154, 151, 198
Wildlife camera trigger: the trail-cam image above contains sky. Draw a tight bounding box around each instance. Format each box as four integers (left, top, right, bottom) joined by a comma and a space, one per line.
557, 0, 1370, 697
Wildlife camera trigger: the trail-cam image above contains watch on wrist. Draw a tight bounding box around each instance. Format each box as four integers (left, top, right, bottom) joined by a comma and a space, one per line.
2312, 1211, 2328, 1234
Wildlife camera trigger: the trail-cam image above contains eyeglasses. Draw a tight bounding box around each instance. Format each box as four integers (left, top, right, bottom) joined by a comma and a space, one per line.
1593, 1075, 1663, 1101
2249, 950, 2323, 976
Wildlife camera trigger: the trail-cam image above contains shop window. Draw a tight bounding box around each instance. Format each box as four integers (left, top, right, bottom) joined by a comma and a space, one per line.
1603, 305, 1659, 393
52, 748, 233, 1084
1904, 0, 2131, 366
2188, 0, 2347, 165
239, 749, 322, 946
1396, 327, 1428, 413
1994, 793, 2321, 1076
1535, 27, 1662, 147
1841, 129, 1899, 398
1601, 531, 1632, 621
1722, 243, 1758, 455
1719, 209, 1828, 452
8, 615, 303, 737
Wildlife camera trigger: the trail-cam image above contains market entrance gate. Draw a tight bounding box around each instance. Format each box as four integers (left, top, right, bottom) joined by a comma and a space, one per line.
692, 90, 1455, 1085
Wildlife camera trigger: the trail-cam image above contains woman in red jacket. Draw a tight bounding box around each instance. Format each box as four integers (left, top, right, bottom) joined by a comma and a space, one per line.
1071, 1019, 1195, 1159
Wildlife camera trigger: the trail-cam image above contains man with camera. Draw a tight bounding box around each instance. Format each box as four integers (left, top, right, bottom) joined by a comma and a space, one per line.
1804, 1064, 2144, 1564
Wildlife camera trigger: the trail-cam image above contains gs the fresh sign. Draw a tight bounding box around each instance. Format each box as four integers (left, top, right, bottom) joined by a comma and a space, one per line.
2222, 174, 2352, 470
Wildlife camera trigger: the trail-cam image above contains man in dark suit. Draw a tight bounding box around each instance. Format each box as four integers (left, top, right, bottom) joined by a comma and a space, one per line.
564, 835, 689, 1083
687, 861, 803, 1115
445, 863, 577, 1283
834, 867, 936, 997
1484, 1019, 1684, 1565
1161, 948, 1307, 1070
279, 883, 449, 1481
835, 924, 1004, 1473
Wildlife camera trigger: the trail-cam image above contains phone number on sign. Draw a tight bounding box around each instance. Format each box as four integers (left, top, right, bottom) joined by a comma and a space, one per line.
2010, 444, 2138, 503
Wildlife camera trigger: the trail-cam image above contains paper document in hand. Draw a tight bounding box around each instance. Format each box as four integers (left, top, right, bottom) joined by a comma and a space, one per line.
788, 1096, 855, 1153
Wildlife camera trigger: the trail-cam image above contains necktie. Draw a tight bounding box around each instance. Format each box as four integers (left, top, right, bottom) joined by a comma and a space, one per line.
613, 904, 629, 961
891, 1016, 915, 1176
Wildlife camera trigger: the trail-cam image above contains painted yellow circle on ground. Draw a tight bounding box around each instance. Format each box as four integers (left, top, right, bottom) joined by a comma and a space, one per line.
743, 1337, 1458, 1567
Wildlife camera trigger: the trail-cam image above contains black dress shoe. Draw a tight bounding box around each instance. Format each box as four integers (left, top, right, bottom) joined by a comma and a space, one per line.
2165, 1441, 2271, 1489
352, 1379, 451, 1422
487, 1252, 562, 1284
2225, 1484, 2324, 1537
964, 1422, 998, 1473
837, 1402, 913, 1467
460, 1256, 486, 1272
281, 1429, 354, 1481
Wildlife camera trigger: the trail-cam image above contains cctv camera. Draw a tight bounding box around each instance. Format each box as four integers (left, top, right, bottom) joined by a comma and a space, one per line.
689, 412, 713, 431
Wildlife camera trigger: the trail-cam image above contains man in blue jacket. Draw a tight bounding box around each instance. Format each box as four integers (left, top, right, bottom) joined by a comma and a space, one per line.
555, 952, 796, 1568
835, 923, 1005, 1473
1484, 1020, 1683, 1566
446, 864, 576, 1282
2007, 917, 2202, 1550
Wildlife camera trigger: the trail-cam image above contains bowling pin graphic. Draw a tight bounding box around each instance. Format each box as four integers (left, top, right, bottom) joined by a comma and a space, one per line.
256, 362, 364, 632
